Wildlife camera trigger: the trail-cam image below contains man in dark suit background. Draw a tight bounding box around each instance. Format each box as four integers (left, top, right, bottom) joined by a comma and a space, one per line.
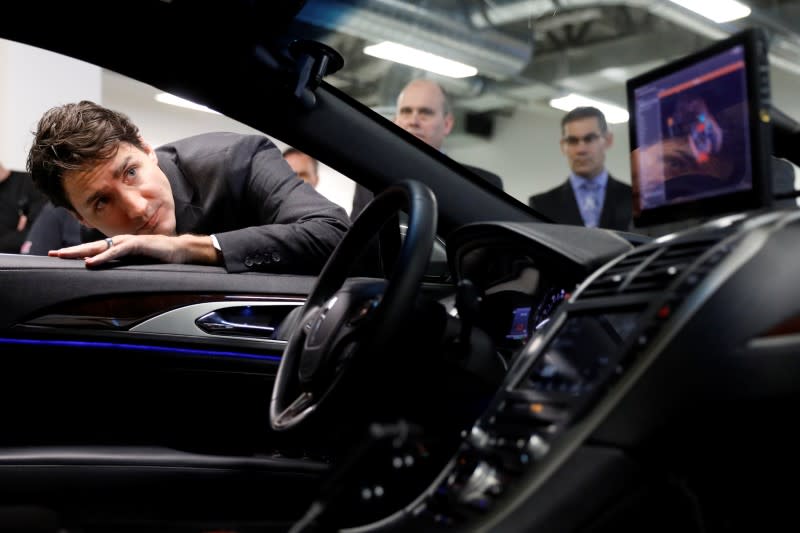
352, 79, 503, 219
528, 106, 632, 231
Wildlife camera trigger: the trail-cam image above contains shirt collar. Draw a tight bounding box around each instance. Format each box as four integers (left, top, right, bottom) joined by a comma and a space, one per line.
569, 170, 608, 191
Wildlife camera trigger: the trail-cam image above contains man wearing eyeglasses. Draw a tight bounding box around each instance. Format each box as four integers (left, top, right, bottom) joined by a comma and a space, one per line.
528, 107, 632, 231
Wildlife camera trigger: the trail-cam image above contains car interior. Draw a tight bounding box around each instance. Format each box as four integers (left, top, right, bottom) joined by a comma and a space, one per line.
2, 1, 800, 532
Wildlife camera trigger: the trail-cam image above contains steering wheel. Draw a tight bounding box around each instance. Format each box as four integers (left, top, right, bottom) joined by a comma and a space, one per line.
270, 180, 437, 431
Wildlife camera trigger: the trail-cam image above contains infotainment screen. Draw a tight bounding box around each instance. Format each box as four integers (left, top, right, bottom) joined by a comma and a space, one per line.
521, 311, 642, 396
627, 29, 772, 227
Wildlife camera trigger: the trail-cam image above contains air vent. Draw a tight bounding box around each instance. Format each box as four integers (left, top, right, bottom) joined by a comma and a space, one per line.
624, 240, 715, 294
578, 237, 720, 299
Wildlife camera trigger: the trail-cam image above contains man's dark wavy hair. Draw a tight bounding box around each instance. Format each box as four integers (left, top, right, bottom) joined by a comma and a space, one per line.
27, 100, 145, 211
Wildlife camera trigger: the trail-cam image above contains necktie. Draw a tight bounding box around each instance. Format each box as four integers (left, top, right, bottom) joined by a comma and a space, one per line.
581, 181, 601, 228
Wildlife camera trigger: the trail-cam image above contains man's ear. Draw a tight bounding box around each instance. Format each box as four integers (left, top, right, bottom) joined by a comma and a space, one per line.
443, 113, 454, 136
604, 131, 614, 149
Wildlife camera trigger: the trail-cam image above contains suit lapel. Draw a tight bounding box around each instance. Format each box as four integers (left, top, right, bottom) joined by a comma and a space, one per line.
599, 177, 616, 228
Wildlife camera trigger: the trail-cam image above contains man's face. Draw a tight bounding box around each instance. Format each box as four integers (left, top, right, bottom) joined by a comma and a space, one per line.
395, 80, 454, 149
284, 152, 319, 188
560, 117, 613, 179
63, 142, 176, 237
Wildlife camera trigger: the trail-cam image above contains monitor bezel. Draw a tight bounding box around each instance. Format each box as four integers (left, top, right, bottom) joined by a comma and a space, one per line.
627, 28, 773, 228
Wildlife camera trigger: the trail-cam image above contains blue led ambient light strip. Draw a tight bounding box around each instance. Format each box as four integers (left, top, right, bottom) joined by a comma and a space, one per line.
0, 337, 282, 362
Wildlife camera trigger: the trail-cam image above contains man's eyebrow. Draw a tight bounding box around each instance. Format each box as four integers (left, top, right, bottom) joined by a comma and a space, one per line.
114, 155, 133, 178
82, 155, 132, 208
399, 105, 434, 113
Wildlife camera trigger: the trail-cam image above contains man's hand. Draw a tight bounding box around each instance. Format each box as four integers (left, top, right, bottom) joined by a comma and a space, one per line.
48, 234, 221, 268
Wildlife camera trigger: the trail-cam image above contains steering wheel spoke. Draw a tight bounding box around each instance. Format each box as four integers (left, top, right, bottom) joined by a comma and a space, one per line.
273, 391, 316, 429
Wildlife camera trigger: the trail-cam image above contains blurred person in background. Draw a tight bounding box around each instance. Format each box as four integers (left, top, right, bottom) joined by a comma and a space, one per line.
0, 160, 44, 253
528, 106, 632, 231
283, 147, 319, 189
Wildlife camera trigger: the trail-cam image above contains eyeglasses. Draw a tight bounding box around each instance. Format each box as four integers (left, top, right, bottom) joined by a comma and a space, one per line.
561, 133, 602, 146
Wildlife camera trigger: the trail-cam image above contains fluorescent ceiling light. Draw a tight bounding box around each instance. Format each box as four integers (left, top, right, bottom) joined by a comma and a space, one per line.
549, 93, 630, 124
363, 41, 478, 78
154, 93, 220, 115
668, 0, 751, 23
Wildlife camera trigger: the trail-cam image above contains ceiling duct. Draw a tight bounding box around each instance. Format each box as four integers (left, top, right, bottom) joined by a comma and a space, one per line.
469, 0, 800, 77
296, 0, 534, 79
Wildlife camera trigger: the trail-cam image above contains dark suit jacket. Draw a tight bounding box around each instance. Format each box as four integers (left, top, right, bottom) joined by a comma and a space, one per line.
528, 175, 632, 231
83, 133, 350, 274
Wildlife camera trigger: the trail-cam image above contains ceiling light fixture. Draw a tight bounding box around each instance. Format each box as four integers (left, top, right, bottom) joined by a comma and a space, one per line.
363, 41, 478, 79
668, 0, 751, 23
154, 93, 220, 115
549, 93, 630, 124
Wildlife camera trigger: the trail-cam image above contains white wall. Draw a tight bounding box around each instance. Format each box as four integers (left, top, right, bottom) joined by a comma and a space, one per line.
0, 40, 101, 171
447, 106, 631, 203
771, 65, 800, 122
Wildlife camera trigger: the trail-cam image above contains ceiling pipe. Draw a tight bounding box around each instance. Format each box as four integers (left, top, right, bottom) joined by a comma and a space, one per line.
469, 0, 800, 77
296, 0, 534, 79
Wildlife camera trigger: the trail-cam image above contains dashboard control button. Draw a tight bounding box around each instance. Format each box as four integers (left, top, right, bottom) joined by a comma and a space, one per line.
457, 461, 503, 511
526, 433, 550, 460
502, 400, 568, 424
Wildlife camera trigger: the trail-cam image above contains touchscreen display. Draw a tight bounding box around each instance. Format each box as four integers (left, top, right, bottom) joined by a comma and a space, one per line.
631, 44, 753, 213
523, 312, 641, 396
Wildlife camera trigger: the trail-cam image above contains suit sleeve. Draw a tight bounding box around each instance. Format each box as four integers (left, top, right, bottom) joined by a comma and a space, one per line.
213, 141, 350, 274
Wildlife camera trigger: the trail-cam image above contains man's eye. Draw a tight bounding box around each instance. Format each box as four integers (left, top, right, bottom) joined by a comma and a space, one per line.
94, 198, 108, 212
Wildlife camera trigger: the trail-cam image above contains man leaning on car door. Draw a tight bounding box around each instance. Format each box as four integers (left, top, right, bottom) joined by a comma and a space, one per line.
25, 100, 350, 274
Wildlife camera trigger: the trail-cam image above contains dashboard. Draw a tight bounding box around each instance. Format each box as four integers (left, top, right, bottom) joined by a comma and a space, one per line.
355, 209, 800, 532
447, 222, 633, 363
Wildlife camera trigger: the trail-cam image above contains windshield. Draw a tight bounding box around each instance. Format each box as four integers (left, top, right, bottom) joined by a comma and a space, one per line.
1, 0, 799, 248
288, 0, 800, 231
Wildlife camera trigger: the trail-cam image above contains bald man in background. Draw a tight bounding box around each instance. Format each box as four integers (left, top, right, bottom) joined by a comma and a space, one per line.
353, 79, 503, 219
394, 79, 503, 190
